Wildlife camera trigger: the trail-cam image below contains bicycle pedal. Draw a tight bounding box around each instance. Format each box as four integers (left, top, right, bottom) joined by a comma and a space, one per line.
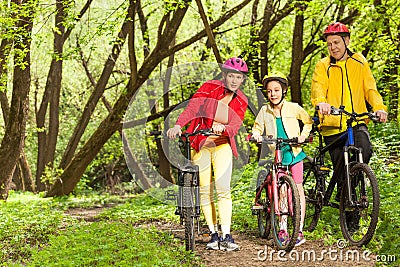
199, 231, 211, 237
252, 205, 264, 210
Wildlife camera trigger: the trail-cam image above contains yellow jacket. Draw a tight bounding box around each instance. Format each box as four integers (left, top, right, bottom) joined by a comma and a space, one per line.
311, 52, 387, 136
252, 100, 313, 157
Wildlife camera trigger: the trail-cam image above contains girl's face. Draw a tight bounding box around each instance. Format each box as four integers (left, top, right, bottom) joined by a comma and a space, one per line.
266, 80, 284, 105
223, 72, 245, 92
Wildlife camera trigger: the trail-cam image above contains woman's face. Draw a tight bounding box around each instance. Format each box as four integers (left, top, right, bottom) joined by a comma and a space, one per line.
266, 80, 284, 105
223, 72, 245, 92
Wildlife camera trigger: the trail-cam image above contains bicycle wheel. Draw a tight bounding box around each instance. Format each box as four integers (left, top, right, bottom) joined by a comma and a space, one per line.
303, 157, 323, 232
339, 163, 380, 246
182, 172, 195, 251
256, 170, 271, 238
271, 175, 300, 251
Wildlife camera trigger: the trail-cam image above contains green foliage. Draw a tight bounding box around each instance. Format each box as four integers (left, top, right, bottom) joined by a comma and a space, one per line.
0, 192, 201, 266
28, 222, 200, 267
0, 191, 65, 264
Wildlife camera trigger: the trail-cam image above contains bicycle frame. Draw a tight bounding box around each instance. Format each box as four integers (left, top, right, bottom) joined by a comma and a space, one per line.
309, 106, 377, 207
254, 138, 297, 216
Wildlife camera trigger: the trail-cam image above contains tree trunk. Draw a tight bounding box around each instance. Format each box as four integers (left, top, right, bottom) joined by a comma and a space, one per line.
0, 0, 35, 200
59, 12, 131, 170
289, 6, 305, 105
46, 0, 252, 196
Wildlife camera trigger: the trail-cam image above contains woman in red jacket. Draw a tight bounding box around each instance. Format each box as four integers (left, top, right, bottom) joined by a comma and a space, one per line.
167, 57, 248, 251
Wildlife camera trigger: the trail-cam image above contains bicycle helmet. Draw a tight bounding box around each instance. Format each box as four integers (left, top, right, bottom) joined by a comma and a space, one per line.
221, 57, 248, 74
323, 22, 350, 38
262, 72, 288, 92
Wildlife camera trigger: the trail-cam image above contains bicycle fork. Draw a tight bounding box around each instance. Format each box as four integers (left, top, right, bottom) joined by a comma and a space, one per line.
343, 145, 363, 207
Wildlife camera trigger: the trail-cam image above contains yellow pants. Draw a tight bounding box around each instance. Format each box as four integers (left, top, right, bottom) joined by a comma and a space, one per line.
192, 143, 233, 232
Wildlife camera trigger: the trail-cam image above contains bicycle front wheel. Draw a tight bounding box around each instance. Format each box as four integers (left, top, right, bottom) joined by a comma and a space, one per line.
256, 170, 271, 238
182, 172, 195, 251
303, 157, 323, 232
271, 175, 300, 251
339, 163, 380, 246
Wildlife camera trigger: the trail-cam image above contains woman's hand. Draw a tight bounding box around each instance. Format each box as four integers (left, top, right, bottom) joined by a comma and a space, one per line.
212, 122, 225, 135
166, 125, 182, 139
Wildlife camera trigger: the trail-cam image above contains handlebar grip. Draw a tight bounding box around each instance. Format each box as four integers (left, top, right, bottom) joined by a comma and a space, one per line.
149, 130, 162, 136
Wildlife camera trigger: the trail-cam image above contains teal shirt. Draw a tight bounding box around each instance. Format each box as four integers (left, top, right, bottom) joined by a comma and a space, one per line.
276, 117, 306, 165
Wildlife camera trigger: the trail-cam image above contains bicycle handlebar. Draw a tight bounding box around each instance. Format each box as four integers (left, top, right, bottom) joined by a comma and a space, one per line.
315, 105, 380, 122
330, 106, 380, 122
248, 135, 313, 145
148, 128, 217, 138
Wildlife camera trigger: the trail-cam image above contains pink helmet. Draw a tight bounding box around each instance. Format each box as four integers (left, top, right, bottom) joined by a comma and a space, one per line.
221, 57, 248, 74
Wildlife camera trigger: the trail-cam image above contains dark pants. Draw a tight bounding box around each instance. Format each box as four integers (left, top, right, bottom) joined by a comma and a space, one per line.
323, 125, 372, 194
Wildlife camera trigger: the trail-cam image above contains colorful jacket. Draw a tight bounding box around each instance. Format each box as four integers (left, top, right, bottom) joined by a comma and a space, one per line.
311, 52, 387, 136
252, 100, 313, 157
175, 79, 248, 158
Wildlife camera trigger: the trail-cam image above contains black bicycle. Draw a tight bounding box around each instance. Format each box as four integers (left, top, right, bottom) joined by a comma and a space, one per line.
303, 106, 380, 246
150, 129, 215, 251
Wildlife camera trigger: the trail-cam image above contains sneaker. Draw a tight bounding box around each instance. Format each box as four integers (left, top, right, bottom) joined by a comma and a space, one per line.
278, 230, 289, 244
295, 231, 306, 246
220, 234, 239, 251
206, 232, 220, 250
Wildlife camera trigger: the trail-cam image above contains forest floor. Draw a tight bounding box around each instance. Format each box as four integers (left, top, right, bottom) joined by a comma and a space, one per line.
65, 206, 377, 267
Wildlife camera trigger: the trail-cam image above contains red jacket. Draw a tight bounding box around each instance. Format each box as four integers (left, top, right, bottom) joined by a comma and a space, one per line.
175, 79, 248, 158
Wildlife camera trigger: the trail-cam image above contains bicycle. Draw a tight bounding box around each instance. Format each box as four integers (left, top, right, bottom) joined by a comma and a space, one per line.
250, 136, 304, 251
150, 129, 215, 251
303, 105, 380, 246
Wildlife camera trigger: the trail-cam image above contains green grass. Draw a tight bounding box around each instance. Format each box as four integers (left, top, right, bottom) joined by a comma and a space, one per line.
0, 123, 398, 266
0, 191, 201, 267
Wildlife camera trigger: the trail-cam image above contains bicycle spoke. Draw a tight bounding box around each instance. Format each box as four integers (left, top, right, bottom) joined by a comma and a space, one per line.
339, 163, 379, 246
271, 175, 300, 251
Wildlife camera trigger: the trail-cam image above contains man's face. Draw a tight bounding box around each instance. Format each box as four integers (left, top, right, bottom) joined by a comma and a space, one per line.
326, 35, 350, 61
223, 72, 245, 92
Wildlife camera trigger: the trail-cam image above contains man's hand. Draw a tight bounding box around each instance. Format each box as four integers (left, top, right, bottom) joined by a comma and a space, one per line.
166, 125, 182, 139
317, 102, 331, 115
375, 110, 388, 123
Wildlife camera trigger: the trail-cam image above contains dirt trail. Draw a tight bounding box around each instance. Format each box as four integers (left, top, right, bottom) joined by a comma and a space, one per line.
65, 207, 377, 267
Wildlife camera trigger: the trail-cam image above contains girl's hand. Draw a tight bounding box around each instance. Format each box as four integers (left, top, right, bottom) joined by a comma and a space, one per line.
252, 133, 263, 143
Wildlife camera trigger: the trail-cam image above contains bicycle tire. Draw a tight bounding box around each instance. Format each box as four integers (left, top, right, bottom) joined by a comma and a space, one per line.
182, 172, 195, 251
256, 170, 271, 238
303, 157, 323, 232
339, 163, 380, 246
271, 175, 300, 251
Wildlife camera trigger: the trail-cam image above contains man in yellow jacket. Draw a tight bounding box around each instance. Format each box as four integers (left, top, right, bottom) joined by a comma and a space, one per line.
311, 22, 387, 229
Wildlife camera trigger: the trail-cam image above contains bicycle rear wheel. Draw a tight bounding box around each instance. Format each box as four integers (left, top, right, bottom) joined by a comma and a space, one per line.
339, 163, 380, 246
303, 157, 323, 232
256, 170, 271, 238
182, 172, 195, 251
271, 175, 300, 251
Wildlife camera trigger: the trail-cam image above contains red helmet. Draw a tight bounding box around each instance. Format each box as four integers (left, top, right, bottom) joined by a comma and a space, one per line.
221, 57, 248, 74
323, 22, 350, 37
